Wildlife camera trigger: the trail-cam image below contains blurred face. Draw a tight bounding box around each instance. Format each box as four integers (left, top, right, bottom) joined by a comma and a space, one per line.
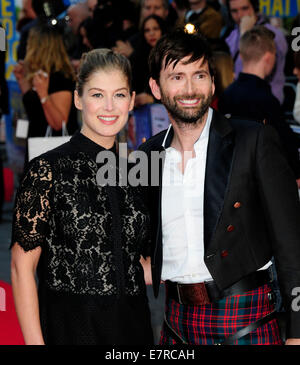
67, 7, 86, 34
144, 18, 162, 48
142, 0, 168, 20
87, 0, 98, 15
188, 0, 205, 11
75, 69, 135, 147
293, 67, 300, 81
79, 26, 92, 50
22, 0, 36, 19
150, 56, 215, 125
229, 0, 255, 25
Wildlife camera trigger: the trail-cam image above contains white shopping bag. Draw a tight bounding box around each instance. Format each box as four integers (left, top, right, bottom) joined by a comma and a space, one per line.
28, 121, 71, 161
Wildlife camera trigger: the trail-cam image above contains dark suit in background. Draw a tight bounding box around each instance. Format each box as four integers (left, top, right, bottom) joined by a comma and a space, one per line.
218, 72, 300, 179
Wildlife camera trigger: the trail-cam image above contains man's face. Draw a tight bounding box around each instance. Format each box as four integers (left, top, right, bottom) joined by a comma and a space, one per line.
150, 56, 215, 125
188, 0, 205, 11
229, 0, 255, 25
142, 0, 168, 20
87, 0, 98, 15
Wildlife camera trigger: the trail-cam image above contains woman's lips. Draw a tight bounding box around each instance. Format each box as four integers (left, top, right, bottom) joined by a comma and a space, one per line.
97, 115, 118, 125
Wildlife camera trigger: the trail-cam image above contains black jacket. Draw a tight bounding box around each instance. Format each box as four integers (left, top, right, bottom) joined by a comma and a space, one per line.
139, 110, 300, 338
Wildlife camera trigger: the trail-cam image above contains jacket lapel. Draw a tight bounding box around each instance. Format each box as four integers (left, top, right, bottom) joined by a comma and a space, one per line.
204, 112, 235, 251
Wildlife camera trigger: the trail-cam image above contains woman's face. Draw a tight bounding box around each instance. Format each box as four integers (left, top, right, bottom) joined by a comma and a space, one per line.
75, 69, 135, 148
80, 26, 92, 50
144, 18, 162, 48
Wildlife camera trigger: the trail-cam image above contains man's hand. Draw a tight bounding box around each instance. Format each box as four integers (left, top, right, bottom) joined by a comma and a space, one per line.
240, 15, 256, 35
285, 338, 300, 345
112, 40, 133, 58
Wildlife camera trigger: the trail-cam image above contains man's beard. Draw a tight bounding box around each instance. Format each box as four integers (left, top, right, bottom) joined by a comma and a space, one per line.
160, 90, 213, 126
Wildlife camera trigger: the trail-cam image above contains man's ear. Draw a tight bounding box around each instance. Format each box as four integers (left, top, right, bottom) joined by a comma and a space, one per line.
149, 78, 162, 100
74, 90, 82, 111
211, 76, 215, 97
129, 91, 136, 112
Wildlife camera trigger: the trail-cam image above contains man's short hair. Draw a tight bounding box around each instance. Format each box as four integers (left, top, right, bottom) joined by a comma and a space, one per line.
226, 0, 259, 13
239, 26, 275, 63
141, 0, 169, 9
149, 28, 214, 82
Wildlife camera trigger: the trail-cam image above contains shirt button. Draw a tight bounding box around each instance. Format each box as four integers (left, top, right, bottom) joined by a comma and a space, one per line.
221, 250, 228, 258
227, 225, 234, 232
233, 202, 242, 208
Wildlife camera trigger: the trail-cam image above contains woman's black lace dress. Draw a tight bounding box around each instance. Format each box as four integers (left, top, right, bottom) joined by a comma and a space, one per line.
11, 132, 153, 345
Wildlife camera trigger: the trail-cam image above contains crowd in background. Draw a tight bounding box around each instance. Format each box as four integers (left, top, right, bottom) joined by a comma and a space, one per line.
1, 0, 300, 220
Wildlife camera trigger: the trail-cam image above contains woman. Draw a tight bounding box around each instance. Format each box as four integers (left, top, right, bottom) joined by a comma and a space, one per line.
131, 14, 167, 108
13, 22, 78, 140
11, 48, 153, 345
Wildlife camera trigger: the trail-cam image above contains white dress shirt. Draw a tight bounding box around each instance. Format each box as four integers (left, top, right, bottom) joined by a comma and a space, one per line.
161, 108, 213, 283
161, 108, 271, 284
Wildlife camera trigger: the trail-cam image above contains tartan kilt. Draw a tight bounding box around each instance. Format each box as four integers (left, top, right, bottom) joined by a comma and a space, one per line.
160, 284, 283, 345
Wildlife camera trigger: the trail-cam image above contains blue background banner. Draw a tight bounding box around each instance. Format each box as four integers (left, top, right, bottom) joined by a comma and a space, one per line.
260, 0, 300, 17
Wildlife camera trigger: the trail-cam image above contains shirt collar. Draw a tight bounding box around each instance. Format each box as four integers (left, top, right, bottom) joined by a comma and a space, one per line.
162, 107, 213, 149
70, 131, 117, 158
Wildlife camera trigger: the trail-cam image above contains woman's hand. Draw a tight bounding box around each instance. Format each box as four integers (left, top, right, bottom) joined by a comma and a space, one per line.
32, 70, 49, 100
13, 61, 30, 94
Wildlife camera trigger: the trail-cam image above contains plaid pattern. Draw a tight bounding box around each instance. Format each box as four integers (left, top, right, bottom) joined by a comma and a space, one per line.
160, 284, 283, 345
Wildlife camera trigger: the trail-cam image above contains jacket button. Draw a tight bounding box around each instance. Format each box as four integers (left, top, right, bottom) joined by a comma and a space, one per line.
233, 202, 241, 208
221, 250, 228, 258
227, 225, 234, 232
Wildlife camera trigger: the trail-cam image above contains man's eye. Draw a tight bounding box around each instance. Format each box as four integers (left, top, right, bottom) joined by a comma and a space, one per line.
172, 75, 181, 81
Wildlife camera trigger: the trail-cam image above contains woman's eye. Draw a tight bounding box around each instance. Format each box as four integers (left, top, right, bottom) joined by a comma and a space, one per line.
92, 93, 102, 98
115, 93, 126, 98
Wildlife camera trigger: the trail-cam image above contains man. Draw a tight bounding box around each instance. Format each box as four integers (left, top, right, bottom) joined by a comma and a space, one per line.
139, 29, 300, 345
86, 0, 98, 16
225, 0, 287, 104
219, 26, 300, 188
184, 0, 223, 39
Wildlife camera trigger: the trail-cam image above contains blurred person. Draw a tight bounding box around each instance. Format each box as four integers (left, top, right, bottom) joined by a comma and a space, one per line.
78, 17, 94, 52
113, 0, 170, 59
10, 48, 153, 345
210, 51, 234, 109
86, 0, 98, 15
292, 51, 300, 125
131, 14, 167, 107
219, 26, 300, 187
184, 0, 223, 39
13, 23, 78, 165
17, 0, 67, 60
0, 24, 9, 223
16, 0, 37, 32
139, 28, 300, 345
225, 0, 288, 104
66, 2, 90, 35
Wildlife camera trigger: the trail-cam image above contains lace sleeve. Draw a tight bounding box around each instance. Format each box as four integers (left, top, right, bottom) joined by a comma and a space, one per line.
11, 158, 53, 252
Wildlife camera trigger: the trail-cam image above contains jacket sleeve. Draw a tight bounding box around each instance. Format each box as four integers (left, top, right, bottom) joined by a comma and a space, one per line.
256, 124, 300, 338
